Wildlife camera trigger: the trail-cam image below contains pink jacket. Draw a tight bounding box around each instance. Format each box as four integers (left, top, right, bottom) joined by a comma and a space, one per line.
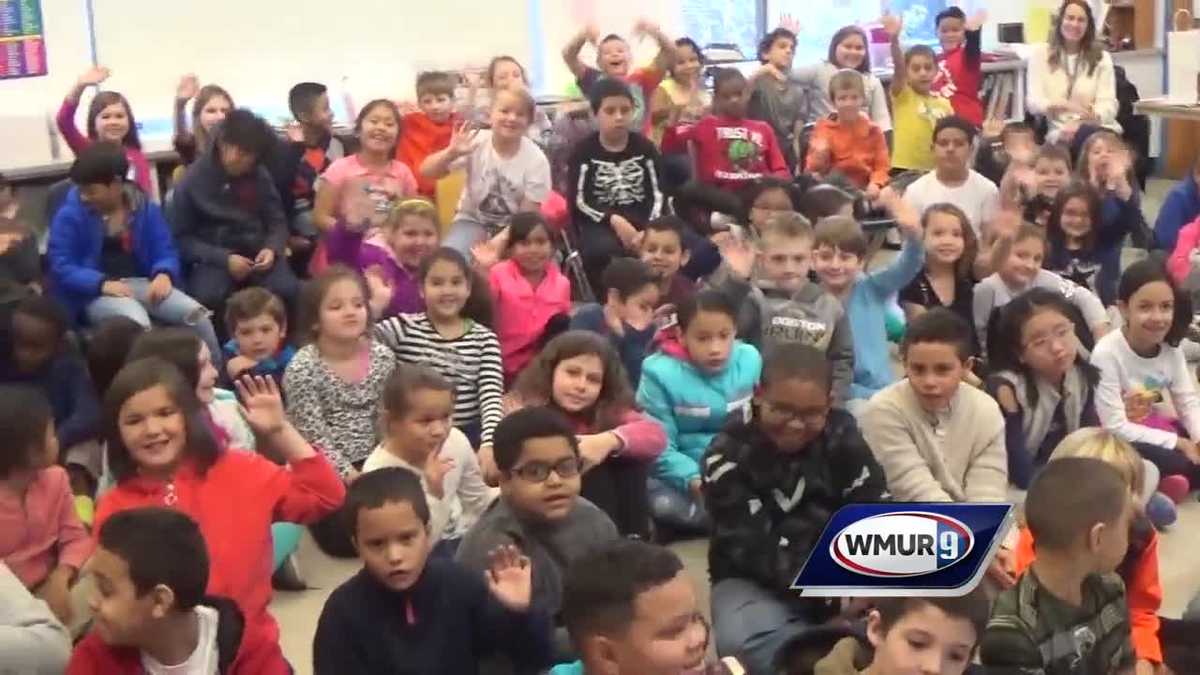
56, 98, 152, 193
0, 466, 92, 587
489, 259, 571, 380
1167, 216, 1200, 285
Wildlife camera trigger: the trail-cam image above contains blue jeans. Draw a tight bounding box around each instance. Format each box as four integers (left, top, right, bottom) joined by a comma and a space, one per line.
711, 578, 814, 675
86, 277, 221, 368
647, 477, 709, 534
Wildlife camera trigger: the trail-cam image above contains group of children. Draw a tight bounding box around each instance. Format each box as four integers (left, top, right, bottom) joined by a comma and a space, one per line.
4, 2, 1200, 674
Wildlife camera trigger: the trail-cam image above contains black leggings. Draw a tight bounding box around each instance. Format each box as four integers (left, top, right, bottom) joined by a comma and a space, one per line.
581, 457, 651, 539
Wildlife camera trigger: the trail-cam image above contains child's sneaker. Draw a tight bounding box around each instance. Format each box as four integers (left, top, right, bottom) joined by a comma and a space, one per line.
1147, 491, 1178, 530
1159, 474, 1191, 503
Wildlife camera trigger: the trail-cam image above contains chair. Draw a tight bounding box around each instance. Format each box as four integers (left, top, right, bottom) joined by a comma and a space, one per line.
435, 172, 466, 236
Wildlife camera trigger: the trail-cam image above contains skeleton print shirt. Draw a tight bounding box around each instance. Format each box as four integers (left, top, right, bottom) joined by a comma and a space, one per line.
567, 131, 664, 231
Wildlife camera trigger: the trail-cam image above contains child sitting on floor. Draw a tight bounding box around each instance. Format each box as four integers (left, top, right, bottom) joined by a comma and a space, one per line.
396, 71, 460, 199
314, 467, 553, 675
980, 457, 1137, 674
638, 216, 696, 314
705, 344, 887, 674
902, 116, 999, 238
68, 507, 285, 674
361, 365, 496, 556
569, 258, 661, 387
805, 69, 890, 200
898, 203, 979, 356
223, 287, 295, 385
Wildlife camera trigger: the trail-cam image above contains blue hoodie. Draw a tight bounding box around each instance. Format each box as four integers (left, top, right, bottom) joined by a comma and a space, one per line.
47, 185, 181, 322
636, 330, 762, 492
1153, 173, 1200, 251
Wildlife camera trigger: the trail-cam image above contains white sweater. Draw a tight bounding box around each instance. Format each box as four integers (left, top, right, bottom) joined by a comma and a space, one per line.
1090, 329, 1200, 450
1026, 43, 1121, 140
362, 428, 498, 541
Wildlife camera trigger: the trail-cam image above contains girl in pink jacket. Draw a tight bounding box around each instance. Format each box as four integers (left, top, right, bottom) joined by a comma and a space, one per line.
505, 330, 666, 538
1166, 215, 1200, 288
485, 212, 571, 382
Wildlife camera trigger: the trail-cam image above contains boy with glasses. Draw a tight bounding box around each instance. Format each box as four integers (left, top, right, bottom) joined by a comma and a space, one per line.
457, 406, 618, 660
703, 343, 888, 675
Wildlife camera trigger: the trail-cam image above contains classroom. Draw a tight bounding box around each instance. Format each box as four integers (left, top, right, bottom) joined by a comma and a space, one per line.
2, 0, 1200, 673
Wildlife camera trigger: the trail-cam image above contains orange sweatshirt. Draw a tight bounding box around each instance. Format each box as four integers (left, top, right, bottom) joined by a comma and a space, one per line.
1014, 524, 1163, 664
805, 114, 890, 190
396, 111, 456, 197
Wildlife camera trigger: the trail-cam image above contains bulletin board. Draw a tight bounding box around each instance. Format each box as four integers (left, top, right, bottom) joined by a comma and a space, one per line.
0, 0, 47, 79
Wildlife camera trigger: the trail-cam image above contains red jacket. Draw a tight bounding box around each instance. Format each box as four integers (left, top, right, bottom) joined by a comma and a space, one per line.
396, 111, 456, 197
68, 596, 283, 674
661, 115, 789, 191
94, 452, 345, 674
1014, 522, 1163, 663
932, 35, 983, 126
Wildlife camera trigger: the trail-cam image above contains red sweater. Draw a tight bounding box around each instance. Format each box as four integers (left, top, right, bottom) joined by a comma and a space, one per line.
396, 111, 456, 197
661, 115, 789, 190
1014, 524, 1163, 663
94, 452, 345, 674
932, 33, 984, 126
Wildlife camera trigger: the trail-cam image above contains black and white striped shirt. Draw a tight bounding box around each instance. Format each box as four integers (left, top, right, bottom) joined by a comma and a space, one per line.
374, 313, 504, 446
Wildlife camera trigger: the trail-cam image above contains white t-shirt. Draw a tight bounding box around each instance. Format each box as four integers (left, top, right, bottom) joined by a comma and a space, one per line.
140, 606, 219, 675
451, 130, 551, 232
903, 169, 999, 237
361, 428, 498, 541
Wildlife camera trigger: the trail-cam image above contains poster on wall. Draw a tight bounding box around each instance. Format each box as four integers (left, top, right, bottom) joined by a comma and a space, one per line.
0, 0, 47, 80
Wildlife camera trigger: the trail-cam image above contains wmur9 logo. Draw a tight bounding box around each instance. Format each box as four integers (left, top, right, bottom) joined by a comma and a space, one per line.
792, 503, 1012, 597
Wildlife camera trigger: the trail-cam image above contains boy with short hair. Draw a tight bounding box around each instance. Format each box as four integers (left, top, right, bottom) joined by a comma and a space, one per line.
710, 213, 855, 405
457, 406, 619, 623
68, 507, 286, 674
981, 457, 1138, 674
808, 592, 991, 675
884, 15, 954, 172
396, 71, 460, 198
806, 69, 891, 200
277, 81, 350, 267
568, 78, 665, 293
222, 287, 295, 382
705, 343, 887, 673
638, 215, 696, 313
1024, 145, 1073, 226
811, 193, 924, 406
553, 539, 732, 675
171, 109, 300, 324
563, 20, 677, 136
748, 24, 808, 172
861, 308, 1008, 502
903, 116, 1000, 237
570, 257, 661, 386
313, 467, 553, 674
931, 7, 986, 127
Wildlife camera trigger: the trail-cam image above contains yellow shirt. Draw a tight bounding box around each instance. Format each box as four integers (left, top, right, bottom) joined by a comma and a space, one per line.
890, 85, 953, 171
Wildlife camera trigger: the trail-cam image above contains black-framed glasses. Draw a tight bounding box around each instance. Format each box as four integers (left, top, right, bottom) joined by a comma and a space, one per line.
759, 399, 830, 426
509, 457, 582, 483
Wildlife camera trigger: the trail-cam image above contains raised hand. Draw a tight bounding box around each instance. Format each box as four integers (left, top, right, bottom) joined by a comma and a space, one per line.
77, 65, 111, 88
632, 18, 661, 38
719, 237, 757, 281
981, 117, 1005, 140
470, 238, 501, 270
584, 23, 601, 45
779, 13, 801, 34
364, 266, 394, 317
176, 73, 200, 101
235, 375, 286, 436
967, 9, 988, 31
880, 14, 903, 38
881, 187, 922, 239
449, 121, 480, 158
486, 544, 533, 611
423, 451, 455, 499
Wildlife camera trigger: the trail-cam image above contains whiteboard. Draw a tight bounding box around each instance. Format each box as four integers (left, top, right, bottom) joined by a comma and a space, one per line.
0, 0, 94, 171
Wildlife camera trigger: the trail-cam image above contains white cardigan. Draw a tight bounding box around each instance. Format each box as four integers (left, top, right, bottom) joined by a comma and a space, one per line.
1026, 43, 1121, 140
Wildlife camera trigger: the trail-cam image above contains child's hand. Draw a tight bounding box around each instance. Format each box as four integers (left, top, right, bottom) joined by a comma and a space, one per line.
486, 544, 533, 611
77, 65, 111, 88
477, 444, 501, 486
147, 273, 173, 305
779, 13, 802, 34
235, 375, 287, 437
462, 69, 484, 91
632, 18, 661, 38
285, 121, 304, 143
808, 137, 832, 169
423, 452, 455, 500
967, 9, 988, 31
228, 255, 254, 282
982, 117, 1005, 140
880, 14, 903, 38
176, 73, 199, 101
889, 196, 923, 240
864, 183, 882, 204
755, 63, 787, 83
470, 239, 501, 270
364, 266, 394, 317
449, 121, 481, 158
253, 249, 276, 271
986, 548, 1017, 588
1178, 437, 1200, 464
718, 237, 757, 281
602, 303, 627, 337
101, 280, 134, 298
610, 214, 641, 250
583, 23, 601, 45
37, 570, 73, 625
577, 433, 617, 472
226, 355, 258, 380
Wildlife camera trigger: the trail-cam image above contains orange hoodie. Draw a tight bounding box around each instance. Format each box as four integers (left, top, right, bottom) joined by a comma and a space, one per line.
395, 111, 456, 197
1013, 523, 1163, 664
806, 114, 890, 190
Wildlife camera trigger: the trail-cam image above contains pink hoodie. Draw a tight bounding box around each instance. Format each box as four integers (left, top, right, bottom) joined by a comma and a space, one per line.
1167, 216, 1200, 285
489, 259, 571, 381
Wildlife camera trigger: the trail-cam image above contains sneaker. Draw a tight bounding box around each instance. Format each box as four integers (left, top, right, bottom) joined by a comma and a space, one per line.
1146, 491, 1178, 530
1159, 474, 1191, 503
271, 553, 307, 592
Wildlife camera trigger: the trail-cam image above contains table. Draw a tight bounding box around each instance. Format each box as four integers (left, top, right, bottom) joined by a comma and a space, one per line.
1135, 98, 1200, 177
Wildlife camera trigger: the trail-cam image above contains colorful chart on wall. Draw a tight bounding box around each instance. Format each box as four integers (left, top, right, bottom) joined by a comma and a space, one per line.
0, 0, 47, 79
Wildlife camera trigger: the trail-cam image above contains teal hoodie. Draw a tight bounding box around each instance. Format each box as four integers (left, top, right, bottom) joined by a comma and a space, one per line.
636, 330, 762, 492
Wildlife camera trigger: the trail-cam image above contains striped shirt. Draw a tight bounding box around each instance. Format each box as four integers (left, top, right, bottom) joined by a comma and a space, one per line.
374, 313, 504, 446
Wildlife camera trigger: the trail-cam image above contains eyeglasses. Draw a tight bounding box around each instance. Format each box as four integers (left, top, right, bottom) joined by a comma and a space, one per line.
509, 457, 582, 483
760, 400, 830, 426
1024, 323, 1075, 352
